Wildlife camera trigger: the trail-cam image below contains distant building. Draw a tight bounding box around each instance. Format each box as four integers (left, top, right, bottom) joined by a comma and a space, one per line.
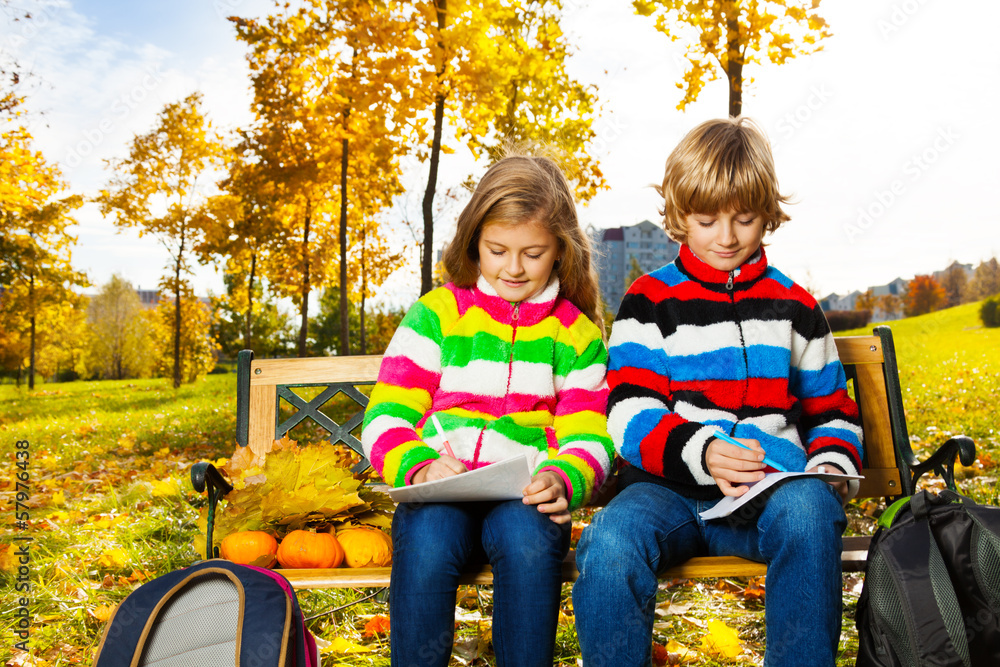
591, 220, 680, 313
136, 288, 160, 309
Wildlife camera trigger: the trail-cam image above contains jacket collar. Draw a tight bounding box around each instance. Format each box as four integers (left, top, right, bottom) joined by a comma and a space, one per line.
473, 275, 560, 325
676, 244, 768, 287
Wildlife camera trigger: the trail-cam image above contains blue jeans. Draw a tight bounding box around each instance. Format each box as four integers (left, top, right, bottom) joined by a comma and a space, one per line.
573, 479, 846, 667
389, 499, 570, 667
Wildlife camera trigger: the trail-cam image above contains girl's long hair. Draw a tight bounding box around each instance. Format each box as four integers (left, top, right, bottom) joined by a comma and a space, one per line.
442, 152, 604, 333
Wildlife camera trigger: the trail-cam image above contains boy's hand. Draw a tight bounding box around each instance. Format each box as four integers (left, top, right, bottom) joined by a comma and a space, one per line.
807, 464, 849, 504
523, 471, 571, 524
706, 437, 767, 497
411, 455, 467, 484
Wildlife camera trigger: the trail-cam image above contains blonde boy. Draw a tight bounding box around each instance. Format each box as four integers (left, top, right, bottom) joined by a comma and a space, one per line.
573, 117, 863, 667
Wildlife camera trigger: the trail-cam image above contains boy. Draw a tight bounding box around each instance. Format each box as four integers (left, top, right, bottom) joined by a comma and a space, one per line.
572, 117, 863, 667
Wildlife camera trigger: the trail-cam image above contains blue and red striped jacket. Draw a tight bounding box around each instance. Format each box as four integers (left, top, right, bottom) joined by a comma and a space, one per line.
607, 244, 864, 500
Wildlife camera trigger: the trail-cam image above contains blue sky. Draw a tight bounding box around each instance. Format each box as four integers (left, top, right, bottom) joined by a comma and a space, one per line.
8, 0, 1000, 306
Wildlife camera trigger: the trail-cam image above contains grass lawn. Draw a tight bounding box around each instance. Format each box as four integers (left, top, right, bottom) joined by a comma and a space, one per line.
2, 302, 998, 666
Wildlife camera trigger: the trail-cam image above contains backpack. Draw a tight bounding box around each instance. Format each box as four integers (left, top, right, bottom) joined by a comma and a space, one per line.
856, 489, 1000, 667
93, 559, 319, 667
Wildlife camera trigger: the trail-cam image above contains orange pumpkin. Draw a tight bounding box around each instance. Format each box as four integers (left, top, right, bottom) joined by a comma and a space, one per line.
276, 530, 344, 569
337, 527, 393, 568
219, 531, 278, 568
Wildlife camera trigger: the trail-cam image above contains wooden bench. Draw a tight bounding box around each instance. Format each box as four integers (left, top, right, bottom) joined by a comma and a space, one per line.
191, 325, 976, 589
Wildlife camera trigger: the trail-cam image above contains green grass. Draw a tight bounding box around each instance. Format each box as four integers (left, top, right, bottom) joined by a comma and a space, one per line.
2, 302, 997, 666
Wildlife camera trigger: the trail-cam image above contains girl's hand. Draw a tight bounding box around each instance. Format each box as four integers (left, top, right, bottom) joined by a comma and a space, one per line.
807, 464, 849, 504
522, 471, 571, 524
411, 455, 467, 485
705, 437, 767, 497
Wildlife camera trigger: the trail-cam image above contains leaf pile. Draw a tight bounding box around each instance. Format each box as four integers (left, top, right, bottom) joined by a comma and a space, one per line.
202, 436, 394, 551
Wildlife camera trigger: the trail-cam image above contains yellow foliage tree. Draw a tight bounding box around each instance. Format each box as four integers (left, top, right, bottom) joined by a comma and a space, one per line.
83, 274, 155, 380
233, 0, 412, 355
0, 125, 88, 387
149, 279, 217, 383
633, 0, 832, 116
97, 92, 225, 387
413, 0, 605, 294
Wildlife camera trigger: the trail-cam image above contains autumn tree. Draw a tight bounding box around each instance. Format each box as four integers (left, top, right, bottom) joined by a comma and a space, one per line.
196, 144, 280, 352
625, 256, 644, 291
211, 271, 294, 359
84, 274, 154, 380
855, 289, 876, 313
98, 92, 224, 387
149, 279, 216, 383
463, 1, 607, 201
904, 275, 946, 317
232, 1, 411, 355
0, 126, 88, 387
413, 0, 605, 294
968, 257, 1000, 301
877, 294, 902, 320
633, 0, 832, 116
939, 263, 969, 307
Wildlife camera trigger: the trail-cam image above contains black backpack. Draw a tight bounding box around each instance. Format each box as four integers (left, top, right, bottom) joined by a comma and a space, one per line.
856, 489, 1000, 667
93, 559, 319, 667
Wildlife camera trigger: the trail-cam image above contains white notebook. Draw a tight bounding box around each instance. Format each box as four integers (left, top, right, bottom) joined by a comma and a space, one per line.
387, 455, 533, 503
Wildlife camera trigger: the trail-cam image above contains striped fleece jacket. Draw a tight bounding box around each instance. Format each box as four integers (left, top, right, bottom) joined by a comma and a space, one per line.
361, 276, 613, 510
607, 244, 864, 501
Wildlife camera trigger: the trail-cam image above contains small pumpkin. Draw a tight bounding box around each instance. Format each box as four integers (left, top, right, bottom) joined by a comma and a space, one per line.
337, 527, 393, 568
220, 531, 278, 568
276, 530, 344, 569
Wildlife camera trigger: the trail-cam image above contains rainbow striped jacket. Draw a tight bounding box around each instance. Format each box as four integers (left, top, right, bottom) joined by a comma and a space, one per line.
608, 245, 864, 500
361, 277, 613, 510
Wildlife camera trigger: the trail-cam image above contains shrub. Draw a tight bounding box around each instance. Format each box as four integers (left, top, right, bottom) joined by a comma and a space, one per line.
980, 295, 1000, 327
826, 309, 872, 332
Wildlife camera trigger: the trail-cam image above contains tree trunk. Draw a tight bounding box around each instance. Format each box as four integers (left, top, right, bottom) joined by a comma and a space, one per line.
245, 251, 256, 351
28, 272, 35, 390
360, 231, 367, 355
297, 200, 312, 357
726, 13, 743, 118
421, 0, 448, 296
339, 136, 350, 356
173, 255, 182, 389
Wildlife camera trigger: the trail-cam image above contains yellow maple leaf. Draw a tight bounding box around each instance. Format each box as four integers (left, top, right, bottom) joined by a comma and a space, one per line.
151, 479, 180, 497
89, 605, 116, 622
51, 490, 66, 506
700, 619, 742, 658
97, 548, 129, 569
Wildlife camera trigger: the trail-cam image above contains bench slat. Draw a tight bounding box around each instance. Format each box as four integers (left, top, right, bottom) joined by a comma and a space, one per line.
276, 536, 874, 589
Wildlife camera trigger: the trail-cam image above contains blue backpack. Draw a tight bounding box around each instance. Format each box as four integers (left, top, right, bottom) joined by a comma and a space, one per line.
93, 560, 318, 667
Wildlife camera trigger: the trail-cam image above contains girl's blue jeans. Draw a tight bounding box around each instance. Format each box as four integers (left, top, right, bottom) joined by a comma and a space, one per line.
573, 478, 846, 667
389, 498, 570, 667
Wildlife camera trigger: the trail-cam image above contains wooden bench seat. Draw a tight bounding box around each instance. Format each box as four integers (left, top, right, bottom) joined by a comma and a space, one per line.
191, 325, 976, 589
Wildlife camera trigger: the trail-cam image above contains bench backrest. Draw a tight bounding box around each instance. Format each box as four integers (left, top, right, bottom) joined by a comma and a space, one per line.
235, 326, 917, 499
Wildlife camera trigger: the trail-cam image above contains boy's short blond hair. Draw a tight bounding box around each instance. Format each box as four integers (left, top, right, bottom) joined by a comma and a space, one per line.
657, 117, 791, 244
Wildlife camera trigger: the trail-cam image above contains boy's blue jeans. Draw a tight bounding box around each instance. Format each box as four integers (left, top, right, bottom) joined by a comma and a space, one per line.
389, 499, 570, 667
573, 478, 846, 667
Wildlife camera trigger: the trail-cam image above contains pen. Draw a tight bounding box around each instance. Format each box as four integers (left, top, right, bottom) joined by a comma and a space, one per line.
430, 414, 456, 458
713, 429, 788, 472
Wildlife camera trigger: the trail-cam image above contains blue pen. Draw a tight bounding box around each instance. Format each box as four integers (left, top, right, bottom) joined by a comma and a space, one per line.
713, 429, 788, 472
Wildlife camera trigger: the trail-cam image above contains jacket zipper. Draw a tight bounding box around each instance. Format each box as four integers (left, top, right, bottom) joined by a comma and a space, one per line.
727, 270, 750, 405
504, 302, 520, 402
477, 301, 519, 468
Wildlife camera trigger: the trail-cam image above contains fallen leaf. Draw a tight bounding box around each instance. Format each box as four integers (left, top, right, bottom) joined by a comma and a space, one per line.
700, 619, 742, 659
325, 636, 373, 654
362, 615, 390, 637
89, 605, 115, 622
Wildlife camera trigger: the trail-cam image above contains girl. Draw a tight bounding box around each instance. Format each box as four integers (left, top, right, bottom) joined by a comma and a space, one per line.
361, 153, 613, 667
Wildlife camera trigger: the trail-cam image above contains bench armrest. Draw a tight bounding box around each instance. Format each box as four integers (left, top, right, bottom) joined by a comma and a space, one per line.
190, 461, 234, 560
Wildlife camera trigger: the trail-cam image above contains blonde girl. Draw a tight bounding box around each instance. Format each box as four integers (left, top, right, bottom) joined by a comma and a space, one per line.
362, 153, 612, 667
